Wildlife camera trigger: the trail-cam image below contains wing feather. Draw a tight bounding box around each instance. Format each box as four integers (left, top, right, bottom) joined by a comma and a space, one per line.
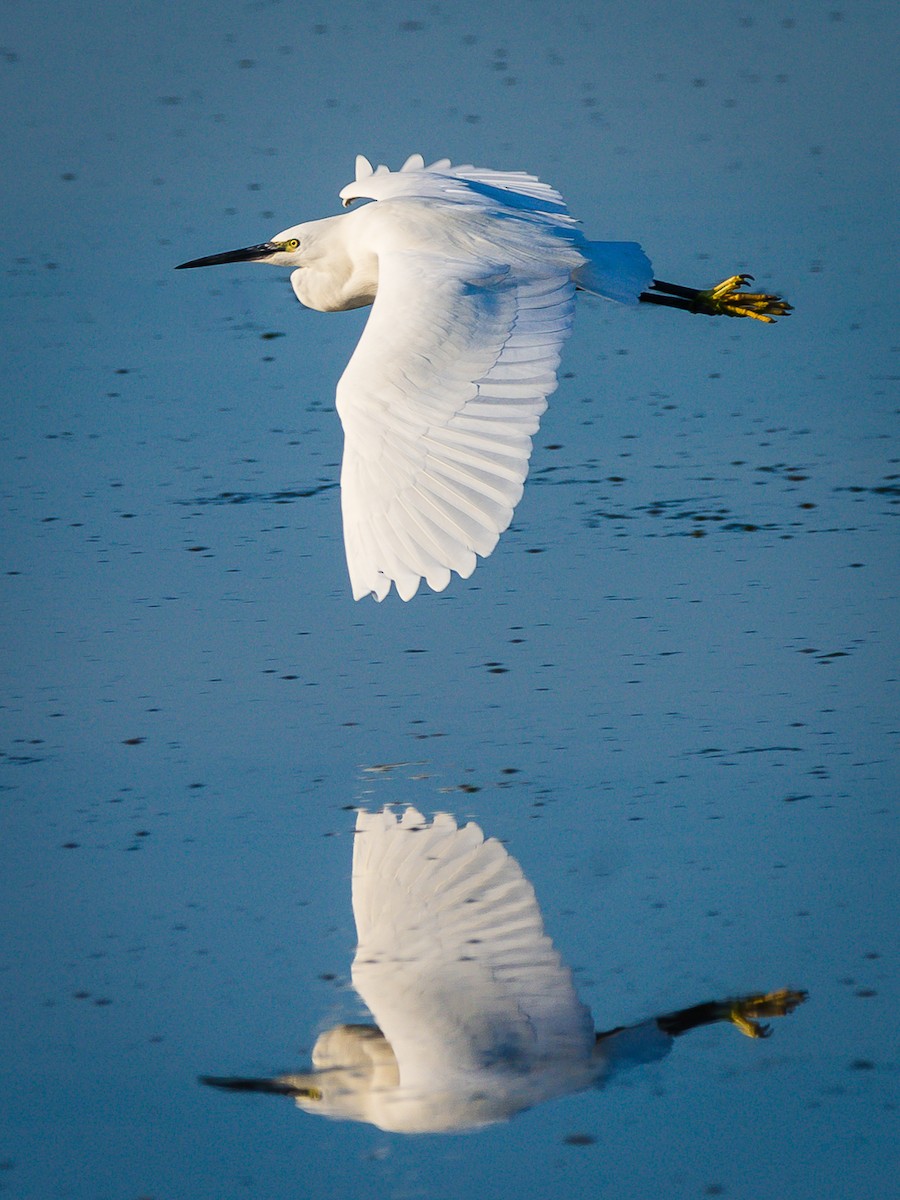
337, 253, 575, 599
339, 156, 572, 217
351, 808, 594, 1086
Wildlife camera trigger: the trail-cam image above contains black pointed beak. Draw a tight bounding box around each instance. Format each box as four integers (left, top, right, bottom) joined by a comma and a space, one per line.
175, 242, 280, 269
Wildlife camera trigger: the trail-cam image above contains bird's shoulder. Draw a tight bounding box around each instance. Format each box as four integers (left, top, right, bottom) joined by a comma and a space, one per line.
341, 195, 506, 269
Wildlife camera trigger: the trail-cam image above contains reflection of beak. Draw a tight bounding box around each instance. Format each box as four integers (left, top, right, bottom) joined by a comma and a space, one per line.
175, 242, 280, 269
199, 1074, 322, 1100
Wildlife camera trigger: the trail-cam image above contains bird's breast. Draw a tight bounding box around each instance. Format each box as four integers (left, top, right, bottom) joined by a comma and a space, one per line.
290, 256, 378, 313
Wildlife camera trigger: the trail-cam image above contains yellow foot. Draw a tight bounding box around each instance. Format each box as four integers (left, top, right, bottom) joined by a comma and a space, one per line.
727, 988, 808, 1039
698, 274, 793, 322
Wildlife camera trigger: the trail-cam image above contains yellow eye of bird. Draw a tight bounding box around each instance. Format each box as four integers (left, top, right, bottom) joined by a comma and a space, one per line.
283, 238, 300, 251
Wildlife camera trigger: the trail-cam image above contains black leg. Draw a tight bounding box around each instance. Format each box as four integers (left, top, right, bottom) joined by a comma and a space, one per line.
596, 988, 807, 1044
657, 989, 808, 1040
640, 275, 792, 322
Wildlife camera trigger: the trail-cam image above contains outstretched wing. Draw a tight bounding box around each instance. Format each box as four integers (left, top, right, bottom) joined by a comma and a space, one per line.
336, 247, 576, 601
350, 807, 594, 1089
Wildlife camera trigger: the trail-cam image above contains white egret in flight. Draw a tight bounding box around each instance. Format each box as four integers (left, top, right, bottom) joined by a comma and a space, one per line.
202, 806, 806, 1133
177, 155, 791, 601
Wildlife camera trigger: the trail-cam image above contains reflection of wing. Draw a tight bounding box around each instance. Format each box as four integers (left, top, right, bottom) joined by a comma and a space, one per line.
351, 808, 595, 1090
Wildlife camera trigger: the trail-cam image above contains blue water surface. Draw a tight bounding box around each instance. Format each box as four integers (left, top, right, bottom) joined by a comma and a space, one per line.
1, 2, 896, 1197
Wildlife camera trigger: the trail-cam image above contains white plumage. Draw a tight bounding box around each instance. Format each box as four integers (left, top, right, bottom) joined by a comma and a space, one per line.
348, 806, 597, 1111
331, 156, 653, 601
202, 806, 805, 1133
177, 154, 789, 600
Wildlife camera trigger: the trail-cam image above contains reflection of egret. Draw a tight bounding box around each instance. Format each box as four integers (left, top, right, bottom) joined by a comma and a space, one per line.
177, 155, 790, 601
203, 807, 805, 1133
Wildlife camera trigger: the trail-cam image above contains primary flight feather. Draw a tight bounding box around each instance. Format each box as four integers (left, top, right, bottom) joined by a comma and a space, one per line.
177, 154, 790, 601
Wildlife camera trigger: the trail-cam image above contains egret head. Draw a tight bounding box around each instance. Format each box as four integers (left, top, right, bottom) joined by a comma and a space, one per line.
176, 225, 306, 270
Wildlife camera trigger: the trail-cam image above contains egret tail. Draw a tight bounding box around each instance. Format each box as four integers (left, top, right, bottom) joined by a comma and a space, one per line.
573, 240, 654, 305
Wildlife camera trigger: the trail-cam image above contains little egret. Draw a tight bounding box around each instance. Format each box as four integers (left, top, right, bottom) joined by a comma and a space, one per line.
177, 155, 791, 601
202, 806, 806, 1133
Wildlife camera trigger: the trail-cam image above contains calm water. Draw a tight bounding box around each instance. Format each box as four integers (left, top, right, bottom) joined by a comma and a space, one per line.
2, 3, 896, 1197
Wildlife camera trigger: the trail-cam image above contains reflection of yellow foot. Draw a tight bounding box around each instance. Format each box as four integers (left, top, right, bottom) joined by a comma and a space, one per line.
727, 989, 808, 1039
698, 275, 793, 323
